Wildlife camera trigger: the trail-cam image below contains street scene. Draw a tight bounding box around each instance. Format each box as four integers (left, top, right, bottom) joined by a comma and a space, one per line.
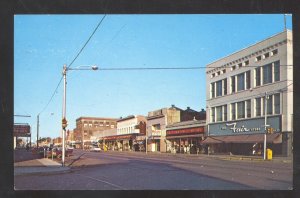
14, 14, 293, 190
14, 148, 292, 190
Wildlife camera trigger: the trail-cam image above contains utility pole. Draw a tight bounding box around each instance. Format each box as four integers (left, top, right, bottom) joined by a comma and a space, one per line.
37, 114, 39, 148
284, 14, 287, 31
62, 64, 67, 167
263, 92, 269, 160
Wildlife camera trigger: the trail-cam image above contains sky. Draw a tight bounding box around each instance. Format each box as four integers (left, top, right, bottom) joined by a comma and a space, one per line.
14, 14, 292, 140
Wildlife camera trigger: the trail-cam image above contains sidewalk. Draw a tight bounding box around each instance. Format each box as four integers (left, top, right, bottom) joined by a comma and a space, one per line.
14, 149, 71, 176
102, 150, 292, 163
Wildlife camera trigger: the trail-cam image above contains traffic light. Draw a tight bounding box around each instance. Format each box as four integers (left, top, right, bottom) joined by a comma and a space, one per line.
62, 118, 68, 129
267, 127, 274, 134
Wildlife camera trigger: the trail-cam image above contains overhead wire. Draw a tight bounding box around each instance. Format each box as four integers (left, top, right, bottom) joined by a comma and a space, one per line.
37, 14, 107, 115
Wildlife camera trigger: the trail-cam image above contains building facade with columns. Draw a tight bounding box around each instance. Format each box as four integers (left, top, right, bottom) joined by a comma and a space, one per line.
204, 30, 293, 156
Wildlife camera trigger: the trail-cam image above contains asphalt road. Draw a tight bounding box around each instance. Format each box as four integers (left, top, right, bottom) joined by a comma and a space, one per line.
14, 149, 292, 190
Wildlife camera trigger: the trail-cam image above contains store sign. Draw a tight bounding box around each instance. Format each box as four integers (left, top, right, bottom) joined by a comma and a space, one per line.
167, 127, 204, 136
209, 116, 281, 136
13, 125, 30, 137
151, 130, 162, 136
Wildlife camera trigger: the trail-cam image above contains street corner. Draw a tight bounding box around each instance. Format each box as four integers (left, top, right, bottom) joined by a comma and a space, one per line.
14, 166, 71, 176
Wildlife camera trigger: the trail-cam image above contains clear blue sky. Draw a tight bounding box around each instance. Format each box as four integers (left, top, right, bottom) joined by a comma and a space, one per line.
14, 14, 292, 140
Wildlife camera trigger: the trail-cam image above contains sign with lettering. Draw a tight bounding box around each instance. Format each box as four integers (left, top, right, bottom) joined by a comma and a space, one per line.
151, 130, 162, 136
209, 115, 281, 136
167, 127, 204, 136
14, 125, 31, 137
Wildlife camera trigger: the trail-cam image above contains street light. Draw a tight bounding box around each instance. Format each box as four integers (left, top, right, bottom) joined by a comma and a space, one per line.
61, 64, 98, 167
263, 92, 269, 160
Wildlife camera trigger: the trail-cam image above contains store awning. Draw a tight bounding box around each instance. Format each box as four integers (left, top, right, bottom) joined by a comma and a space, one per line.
203, 133, 282, 144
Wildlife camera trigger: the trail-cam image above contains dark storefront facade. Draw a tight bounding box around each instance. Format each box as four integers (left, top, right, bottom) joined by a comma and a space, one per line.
103, 134, 137, 151
166, 120, 206, 154
204, 115, 287, 156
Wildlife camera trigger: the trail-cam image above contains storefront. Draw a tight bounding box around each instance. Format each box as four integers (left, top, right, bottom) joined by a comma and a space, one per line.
166, 120, 206, 154
205, 115, 284, 156
103, 134, 136, 151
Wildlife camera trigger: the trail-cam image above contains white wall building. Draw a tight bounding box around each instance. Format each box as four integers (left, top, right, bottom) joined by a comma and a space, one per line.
205, 30, 293, 156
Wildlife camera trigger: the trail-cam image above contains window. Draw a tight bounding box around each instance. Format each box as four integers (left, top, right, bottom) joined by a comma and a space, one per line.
111, 125, 115, 128
231, 65, 236, 71
255, 67, 261, 87
263, 63, 272, 84
246, 71, 251, 89
211, 107, 215, 122
99, 122, 104, 126
231, 104, 236, 120
264, 52, 269, 59
274, 61, 280, 82
271, 49, 278, 56
238, 63, 242, 68
106, 122, 110, 127
263, 95, 273, 115
223, 69, 226, 74
231, 76, 236, 93
237, 101, 245, 119
211, 73, 215, 78
237, 73, 245, 91
256, 55, 262, 61
217, 71, 221, 76
223, 105, 227, 121
246, 100, 251, 118
216, 80, 222, 97
244, 60, 249, 66
216, 106, 222, 122
84, 123, 88, 127
88, 124, 92, 127
211, 83, 215, 98
274, 93, 280, 114
223, 79, 227, 95
255, 98, 261, 117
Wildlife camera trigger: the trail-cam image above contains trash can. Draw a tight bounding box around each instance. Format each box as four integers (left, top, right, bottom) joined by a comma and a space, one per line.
267, 149, 273, 160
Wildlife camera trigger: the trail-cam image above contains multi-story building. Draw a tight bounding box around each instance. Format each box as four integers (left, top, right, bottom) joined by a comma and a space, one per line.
205, 30, 293, 156
146, 105, 181, 152
74, 117, 118, 149
101, 115, 147, 151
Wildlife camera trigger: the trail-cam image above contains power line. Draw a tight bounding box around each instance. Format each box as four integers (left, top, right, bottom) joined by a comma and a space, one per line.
68, 14, 106, 70
37, 15, 107, 116
98, 64, 293, 71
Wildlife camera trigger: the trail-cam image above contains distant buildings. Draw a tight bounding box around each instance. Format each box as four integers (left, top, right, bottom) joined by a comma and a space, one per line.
205, 30, 293, 156
73, 117, 118, 149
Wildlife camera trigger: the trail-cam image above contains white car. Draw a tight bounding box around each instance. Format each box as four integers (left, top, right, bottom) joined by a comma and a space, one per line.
90, 146, 101, 152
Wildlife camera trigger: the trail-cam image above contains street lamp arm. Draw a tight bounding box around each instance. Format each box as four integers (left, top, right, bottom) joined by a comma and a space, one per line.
67, 65, 98, 71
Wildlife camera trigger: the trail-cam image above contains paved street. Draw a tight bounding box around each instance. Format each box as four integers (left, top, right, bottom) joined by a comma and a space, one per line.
14, 149, 292, 190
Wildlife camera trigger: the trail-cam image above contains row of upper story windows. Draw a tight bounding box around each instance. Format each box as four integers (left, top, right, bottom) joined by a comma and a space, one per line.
210, 49, 278, 79
210, 60, 280, 99
210, 93, 280, 123
118, 126, 136, 134
83, 123, 115, 128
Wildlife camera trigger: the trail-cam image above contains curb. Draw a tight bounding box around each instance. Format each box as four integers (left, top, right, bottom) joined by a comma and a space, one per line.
14, 167, 71, 176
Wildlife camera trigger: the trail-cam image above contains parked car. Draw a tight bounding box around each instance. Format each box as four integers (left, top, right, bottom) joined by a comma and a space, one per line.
47, 147, 73, 158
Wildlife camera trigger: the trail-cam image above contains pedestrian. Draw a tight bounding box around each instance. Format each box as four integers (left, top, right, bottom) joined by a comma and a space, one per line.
26, 144, 29, 151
